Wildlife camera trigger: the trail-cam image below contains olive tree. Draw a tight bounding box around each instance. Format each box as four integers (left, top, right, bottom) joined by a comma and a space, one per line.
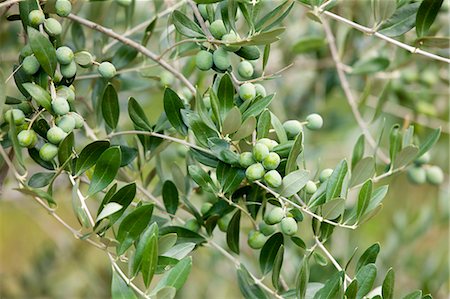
0, 0, 448, 298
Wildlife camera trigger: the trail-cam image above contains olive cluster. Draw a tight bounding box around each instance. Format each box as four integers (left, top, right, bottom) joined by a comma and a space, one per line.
407, 152, 444, 185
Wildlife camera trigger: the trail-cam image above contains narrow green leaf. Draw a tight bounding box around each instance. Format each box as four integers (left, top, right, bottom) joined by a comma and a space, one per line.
285, 132, 303, 174
134, 223, 158, 287
316, 271, 343, 299
292, 36, 326, 54
355, 264, 377, 299
87, 146, 122, 196
241, 94, 274, 120
270, 112, 288, 143
351, 57, 390, 75
22, 83, 52, 111
111, 270, 137, 299
326, 160, 348, 201
158, 233, 178, 254
217, 73, 234, 117
356, 243, 380, 272
226, 210, 241, 254
259, 232, 283, 274
257, 110, 271, 139
372, 0, 397, 24
345, 280, 358, 299
102, 84, 120, 129
116, 204, 154, 255
153, 256, 192, 293
356, 180, 372, 222
322, 198, 345, 220
415, 36, 450, 49
222, 107, 242, 135
188, 165, 217, 193
162, 180, 179, 216
96, 202, 122, 222
402, 291, 422, 299
28, 172, 54, 188
296, 256, 310, 299
393, 145, 419, 169
417, 128, 440, 157
112, 44, 138, 69
161, 242, 195, 260
349, 157, 375, 187
415, 0, 444, 37
75, 140, 110, 175
128, 97, 152, 131
232, 116, 256, 141
172, 10, 205, 38
101, 183, 136, 225
222, 166, 246, 194
382, 268, 395, 299
19, 0, 39, 31
389, 125, 402, 163
271, 245, 284, 290
159, 226, 206, 245
237, 265, 269, 299
58, 132, 74, 167
351, 135, 364, 170
164, 88, 187, 135
279, 169, 310, 197
379, 2, 420, 37
27, 27, 57, 77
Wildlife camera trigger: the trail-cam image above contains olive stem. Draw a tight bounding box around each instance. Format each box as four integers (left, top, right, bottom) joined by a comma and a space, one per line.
68, 174, 96, 227
218, 193, 258, 229
157, 38, 208, 60
314, 237, 353, 284
27, 108, 44, 130
320, 15, 391, 165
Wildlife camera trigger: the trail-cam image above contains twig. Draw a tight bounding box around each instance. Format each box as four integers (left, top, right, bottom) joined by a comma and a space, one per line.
75, 63, 159, 80
320, 15, 390, 164
320, 10, 450, 64
255, 181, 357, 230
67, 13, 195, 93
68, 174, 95, 226
314, 237, 353, 284
158, 38, 207, 59
218, 193, 258, 229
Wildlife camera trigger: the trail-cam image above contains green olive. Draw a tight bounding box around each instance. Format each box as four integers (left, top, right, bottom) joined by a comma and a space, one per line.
74, 51, 94, 68
55, 0, 72, 17
28, 10, 45, 27
212, 47, 231, 71
257, 138, 278, 151
239, 82, 256, 101
305, 180, 317, 194
56, 115, 76, 133
252, 142, 269, 162
218, 213, 233, 232
262, 153, 280, 170
264, 170, 282, 188
280, 217, 297, 236
184, 219, 200, 232
44, 18, 62, 37
426, 166, 444, 185
259, 222, 276, 236
407, 166, 426, 185
71, 112, 84, 129
200, 202, 213, 215
245, 163, 265, 181
4, 109, 25, 126
283, 120, 302, 139
319, 168, 333, 182
305, 113, 323, 130
255, 84, 266, 98
60, 60, 77, 78
47, 126, 67, 144
56, 46, 74, 65
56, 85, 75, 102
414, 152, 430, 165
22, 55, 40, 75
235, 46, 260, 60
17, 130, 38, 148
52, 97, 70, 115
247, 230, 267, 249
209, 20, 227, 39
98, 62, 116, 79
238, 61, 254, 79
160, 71, 174, 86
196, 50, 213, 71
222, 31, 241, 52
265, 207, 284, 225
39, 143, 58, 161
239, 152, 255, 168
20, 44, 33, 58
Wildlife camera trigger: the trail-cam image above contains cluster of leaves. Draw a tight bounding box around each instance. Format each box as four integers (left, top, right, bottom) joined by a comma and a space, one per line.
0, 0, 447, 298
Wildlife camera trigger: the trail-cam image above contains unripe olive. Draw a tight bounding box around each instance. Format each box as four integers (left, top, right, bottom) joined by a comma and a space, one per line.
184, 219, 200, 232
306, 113, 323, 130
235, 46, 260, 60
252, 142, 269, 162
39, 143, 58, 161
247, 230, 267, 249
414, 152, 430, 165
17, 130, 38, 148
319, 168, 333, 182
209, 20, 227, 39
262, 153, 280, 170
218, 213, 233, 232
202, 96, 211, 109
265, 207, 284, 225
280, 217, 297, 236
426, 166, 444, 185
60, 60, 77, 78
245, 163, 265, 181
407, 166, 426, 185
222, 31, 241, 52
239, 152, 255, 168
71, 112, 84, 129
56, 115, 76, 133
74, 51, 94, 68
160, 71, 174, 86
44, 18, 62, 37
200, 202, 213, 214
28, 10, 45, 26
47, 126, 67, 144
117, 0, 132, 6
259, 222, 276, 236
56, 85, 75, 102
255, 84, 266, 98
5, 109, 25, 125
195, 50, 213, 71
212, 47, 231, 71
239, 82, 256, 101
52, 97, 70, 115
22, 55, 40, 75
98, 62, 116, 79
283, 120, 302, 139
56, 46, 74, 65
20, 44, 33, 58
264, 170, 282, 188
55, 0, 72, 17
305, 180, 317, 194
257, 138, 278, 151
238, 61, 254, 79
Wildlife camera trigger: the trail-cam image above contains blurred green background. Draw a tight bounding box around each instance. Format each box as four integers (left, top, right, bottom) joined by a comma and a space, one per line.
1, 0, 449, 298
